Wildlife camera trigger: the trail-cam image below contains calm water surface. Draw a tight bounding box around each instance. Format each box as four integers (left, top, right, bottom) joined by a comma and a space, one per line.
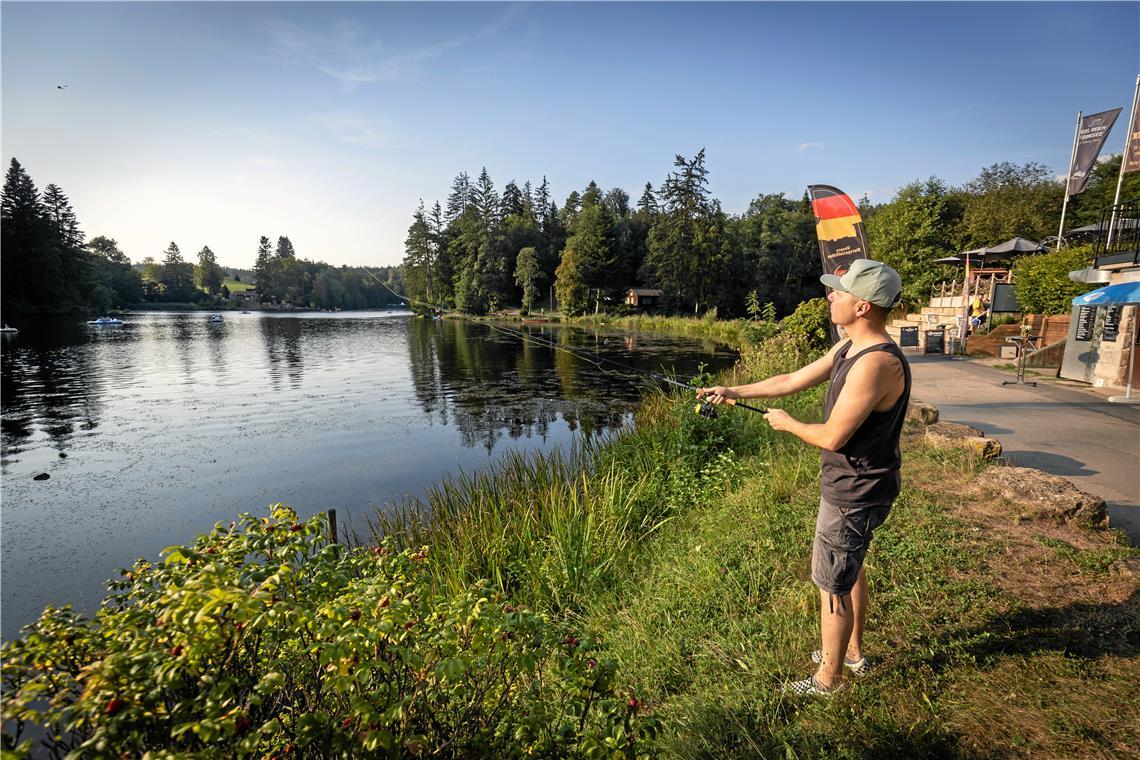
0, 311, 736, 639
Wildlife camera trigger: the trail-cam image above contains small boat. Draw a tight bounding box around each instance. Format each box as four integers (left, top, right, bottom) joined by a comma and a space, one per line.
86, 317, 124, 326
0, 324, 18, 334
240, 310, 251, 315
209, 314, 224, 322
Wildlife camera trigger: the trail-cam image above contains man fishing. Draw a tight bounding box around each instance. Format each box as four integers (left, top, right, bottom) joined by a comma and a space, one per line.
697, 258, 910, 696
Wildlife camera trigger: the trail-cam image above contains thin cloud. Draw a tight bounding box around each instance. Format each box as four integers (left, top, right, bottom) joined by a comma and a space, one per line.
260, 6, 524, 90
799, 141, 825, 151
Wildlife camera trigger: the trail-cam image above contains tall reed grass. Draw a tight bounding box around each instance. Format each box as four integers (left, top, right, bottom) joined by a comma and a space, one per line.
365, 337, 824, 618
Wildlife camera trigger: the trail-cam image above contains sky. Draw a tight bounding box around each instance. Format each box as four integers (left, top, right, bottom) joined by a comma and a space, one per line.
2, 2, 1138, 269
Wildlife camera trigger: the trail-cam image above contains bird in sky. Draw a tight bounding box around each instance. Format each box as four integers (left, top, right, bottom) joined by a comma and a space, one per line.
57, 84, 67, 89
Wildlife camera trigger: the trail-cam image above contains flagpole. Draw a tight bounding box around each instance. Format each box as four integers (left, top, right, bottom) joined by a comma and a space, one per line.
960, 255, 971, 355
1057, 111, 1081, 250
1107, 76, 1140, 247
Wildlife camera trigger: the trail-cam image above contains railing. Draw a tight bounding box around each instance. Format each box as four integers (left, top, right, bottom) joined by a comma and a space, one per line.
929, 271, 1012, 304
1093, 198, 1140, 269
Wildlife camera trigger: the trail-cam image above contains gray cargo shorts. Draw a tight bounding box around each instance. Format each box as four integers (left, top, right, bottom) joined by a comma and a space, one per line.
811, 497, 891, 597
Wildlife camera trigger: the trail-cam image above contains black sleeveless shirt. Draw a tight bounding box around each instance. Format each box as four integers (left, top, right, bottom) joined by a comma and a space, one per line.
820, 341, 911, 508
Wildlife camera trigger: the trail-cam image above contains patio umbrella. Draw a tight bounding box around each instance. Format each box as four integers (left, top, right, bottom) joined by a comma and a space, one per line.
987, 237, 1045, 255
935, 248, 987, 266
1066, 219, 1140, 236
1072, 280, 1140, 402
1072, 280, 1140, 306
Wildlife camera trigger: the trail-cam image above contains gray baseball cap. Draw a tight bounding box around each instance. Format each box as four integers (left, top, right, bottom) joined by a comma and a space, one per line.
820, 259, 902, 308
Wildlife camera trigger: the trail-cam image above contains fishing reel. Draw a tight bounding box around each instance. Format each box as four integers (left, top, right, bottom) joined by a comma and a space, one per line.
694, 400, 719, 419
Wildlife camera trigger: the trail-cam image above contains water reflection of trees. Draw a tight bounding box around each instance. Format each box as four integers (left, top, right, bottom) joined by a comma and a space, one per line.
404, 319, 732, 452
0, 323, 105, 462
259, 318, 305, 389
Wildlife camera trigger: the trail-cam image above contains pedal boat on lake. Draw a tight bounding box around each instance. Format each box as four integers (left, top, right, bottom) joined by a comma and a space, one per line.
209, 314, 224, 322
86, 317, 124, 326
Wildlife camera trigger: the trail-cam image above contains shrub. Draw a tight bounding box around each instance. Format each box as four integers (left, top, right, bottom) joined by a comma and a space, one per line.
1, 506, 656, 758
778, 297, 831, 351
1011, 245, 1096, 315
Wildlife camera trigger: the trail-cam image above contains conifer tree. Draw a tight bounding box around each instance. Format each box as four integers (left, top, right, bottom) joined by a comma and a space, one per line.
501, 181, 524, 218
275, 236, 296, 259
42, 183, 84, 248
403, 201, 435, 306
445, 172, 471, 223
643, 149, 718, 311
471, 167, 499, 228
160, 242, 196, 301
1, 159, 46, 314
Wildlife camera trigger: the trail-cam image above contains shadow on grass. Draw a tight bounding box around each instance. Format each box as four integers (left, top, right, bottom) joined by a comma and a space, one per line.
922, 589, 1140, 672
682, 704, 988, 760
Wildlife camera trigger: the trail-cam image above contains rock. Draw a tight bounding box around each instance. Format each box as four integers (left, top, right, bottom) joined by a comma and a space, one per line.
906, 399, 940, 426
924, 421, 1002, 459
1109, 557, 1140, 579
33, 472, 50, 481
974, 466, 1108, 527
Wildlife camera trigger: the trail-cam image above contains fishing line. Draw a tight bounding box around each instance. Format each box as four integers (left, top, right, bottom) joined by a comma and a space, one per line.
362, 269, 768, 418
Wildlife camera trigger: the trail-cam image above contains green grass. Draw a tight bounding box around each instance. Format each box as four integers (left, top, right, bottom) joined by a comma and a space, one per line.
570, 314, 757, 349
223, 278, 254, 292
362, 345, 1139, 758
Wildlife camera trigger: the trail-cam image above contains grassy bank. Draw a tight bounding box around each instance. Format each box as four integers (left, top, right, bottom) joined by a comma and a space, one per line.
373, 331, 1140, 758
5, 333, 1137, 757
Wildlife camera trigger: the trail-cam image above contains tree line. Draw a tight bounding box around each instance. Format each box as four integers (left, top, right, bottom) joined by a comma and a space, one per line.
402, 150, 821, 318
1, 158, 405, 317
863, 155, 1137, 309
404, 150, 1138, 317
2, 159, 144, 316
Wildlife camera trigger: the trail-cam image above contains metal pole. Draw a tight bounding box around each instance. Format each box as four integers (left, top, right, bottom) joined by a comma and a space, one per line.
1057, 111, 1081, 249
1107, 75, 1140, 247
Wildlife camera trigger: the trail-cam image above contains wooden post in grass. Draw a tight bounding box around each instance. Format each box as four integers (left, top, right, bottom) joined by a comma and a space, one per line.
327, 509, 338, 544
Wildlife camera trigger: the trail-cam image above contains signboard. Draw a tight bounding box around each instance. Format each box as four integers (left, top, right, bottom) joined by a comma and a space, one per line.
924, 328, 945, 355
1074, 305, 1097, 342
1103, 306, 1122, 342
991, 283, 1020, 313
899, 326, 919, 347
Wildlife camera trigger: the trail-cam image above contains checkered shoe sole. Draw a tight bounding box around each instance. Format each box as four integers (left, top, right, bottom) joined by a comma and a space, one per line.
783, 674, 845, 697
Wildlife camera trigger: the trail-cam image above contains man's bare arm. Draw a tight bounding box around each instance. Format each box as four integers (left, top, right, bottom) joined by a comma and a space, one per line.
765, 352, 903, 451
697, 340, 845, 402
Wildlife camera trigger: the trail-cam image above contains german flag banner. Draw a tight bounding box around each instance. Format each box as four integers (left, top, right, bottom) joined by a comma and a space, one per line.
807, 185, 869, 281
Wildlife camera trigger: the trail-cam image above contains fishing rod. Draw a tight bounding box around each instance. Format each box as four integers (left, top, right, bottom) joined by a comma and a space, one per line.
362, 269, 768, 419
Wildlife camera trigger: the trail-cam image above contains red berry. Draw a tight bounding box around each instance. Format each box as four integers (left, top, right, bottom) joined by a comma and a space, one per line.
206, 547, 216, 554
105, 698, 125, 715
403, 620, 415, 630
563, 635, 579, 648
378, 595, 390, 608
587, 658, 597, 669
502, 603, 514, 613
171, 644, 183, 657
342, 717, 354, 729
290, 524, 302, 533
629, 697, 639, 711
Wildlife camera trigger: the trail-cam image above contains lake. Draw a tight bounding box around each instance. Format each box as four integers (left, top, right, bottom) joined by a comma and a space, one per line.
0, 311, 737, 640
